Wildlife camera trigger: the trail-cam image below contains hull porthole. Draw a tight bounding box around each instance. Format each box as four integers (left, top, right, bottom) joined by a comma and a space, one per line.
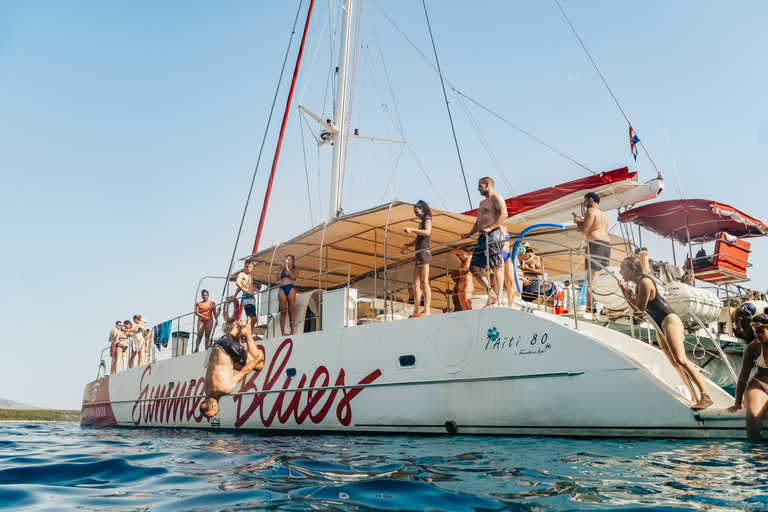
445, 420, 458, 435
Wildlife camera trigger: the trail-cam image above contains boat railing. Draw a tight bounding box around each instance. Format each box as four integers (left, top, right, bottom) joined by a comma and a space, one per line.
254, 265, 352, 335
528, 236, 738, 383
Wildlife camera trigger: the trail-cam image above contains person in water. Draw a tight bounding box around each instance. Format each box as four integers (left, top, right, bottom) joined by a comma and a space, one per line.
199, 319, 265, 419
728, 307, 768, 442
618, 256, 713, 410
403, 200, 432, 317
277, 254, 299, 336
194, 289, 217, 352
461, 177, 508, 307
574, 192, 611, 313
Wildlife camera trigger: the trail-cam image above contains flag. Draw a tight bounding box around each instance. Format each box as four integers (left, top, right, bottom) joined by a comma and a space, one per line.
629, 125, 639, 161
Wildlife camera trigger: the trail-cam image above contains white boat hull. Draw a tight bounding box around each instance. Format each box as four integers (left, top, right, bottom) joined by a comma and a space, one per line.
82, 308, 752, 438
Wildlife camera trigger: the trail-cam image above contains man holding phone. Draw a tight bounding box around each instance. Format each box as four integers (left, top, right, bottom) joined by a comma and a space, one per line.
573, 192, 611, 314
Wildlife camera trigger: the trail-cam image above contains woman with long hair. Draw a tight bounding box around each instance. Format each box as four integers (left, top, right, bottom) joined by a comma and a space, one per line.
277, 254, 299, 336
618, 256, 713, 410
728, 307, 768, 441
402, 200, 432, 317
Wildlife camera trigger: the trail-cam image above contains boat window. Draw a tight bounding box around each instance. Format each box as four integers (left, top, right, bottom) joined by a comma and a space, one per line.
399, 355, 416, 368
286, 368, 296, 378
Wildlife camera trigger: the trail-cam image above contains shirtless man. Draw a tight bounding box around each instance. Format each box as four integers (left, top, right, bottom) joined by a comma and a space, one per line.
235, 260, 257, 328
461, 177, 508, 306
199, 319, 265, 419
573, 192, 611, 313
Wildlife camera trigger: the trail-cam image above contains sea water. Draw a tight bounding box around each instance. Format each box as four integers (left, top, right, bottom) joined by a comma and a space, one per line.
1, 422, 767, 511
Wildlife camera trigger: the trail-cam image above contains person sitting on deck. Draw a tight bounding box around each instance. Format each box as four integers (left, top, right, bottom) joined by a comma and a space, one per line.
618, 255, 713, 410
199, 319, 265, 419
728, 307, 768, 442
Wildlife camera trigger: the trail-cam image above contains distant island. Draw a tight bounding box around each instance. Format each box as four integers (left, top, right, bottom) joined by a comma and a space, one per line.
0, 397, 79, 422
0, 409, 80, 422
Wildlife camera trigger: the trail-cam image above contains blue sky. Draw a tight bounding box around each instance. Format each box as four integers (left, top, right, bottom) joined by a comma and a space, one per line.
1, 1, 766, 409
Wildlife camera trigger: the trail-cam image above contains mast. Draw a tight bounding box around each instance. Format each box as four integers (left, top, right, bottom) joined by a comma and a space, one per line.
329, 0, 354, 219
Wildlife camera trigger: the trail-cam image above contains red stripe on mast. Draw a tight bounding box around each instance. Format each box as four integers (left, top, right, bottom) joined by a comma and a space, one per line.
252, 0, 315, 254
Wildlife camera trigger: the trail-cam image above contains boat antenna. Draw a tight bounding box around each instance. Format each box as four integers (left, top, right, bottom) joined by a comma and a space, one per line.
220, 1, 310, 300
253, 0, 317, 254
421, 0, 473, 210
555, 0, 662, 177
663, 125, 684, 200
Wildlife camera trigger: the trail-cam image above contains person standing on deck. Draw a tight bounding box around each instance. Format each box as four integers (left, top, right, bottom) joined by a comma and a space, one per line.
109, 321, 128, 373
573, 192, 611, 314
277, 255, 300, 336
461, 177, 508, 306
236, 260, 258, 328
194, 290, 217, 352
402, 200, 432, 317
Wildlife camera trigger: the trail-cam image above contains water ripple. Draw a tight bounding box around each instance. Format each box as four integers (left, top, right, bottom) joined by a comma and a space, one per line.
1, 423, 768, 511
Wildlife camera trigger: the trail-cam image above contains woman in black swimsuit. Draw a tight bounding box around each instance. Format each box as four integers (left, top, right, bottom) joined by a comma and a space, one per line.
618, 256, 713, 410
402, 200, 432, 317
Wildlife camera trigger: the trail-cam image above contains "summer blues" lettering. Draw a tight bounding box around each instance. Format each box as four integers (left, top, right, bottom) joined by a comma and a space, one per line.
131, 338, 382, 428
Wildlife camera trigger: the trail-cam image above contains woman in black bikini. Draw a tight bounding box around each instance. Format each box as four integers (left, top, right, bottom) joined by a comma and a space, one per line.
402, 200, 432, 317
728, 308, 768, 442
277, 254, 299, 336
618, 255, 713, 410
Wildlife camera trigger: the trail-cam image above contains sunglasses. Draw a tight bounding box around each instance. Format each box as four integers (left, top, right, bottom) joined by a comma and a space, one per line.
751, 322, 768, 329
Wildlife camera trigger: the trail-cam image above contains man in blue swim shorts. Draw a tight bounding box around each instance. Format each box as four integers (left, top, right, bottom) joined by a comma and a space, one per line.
461, 177, 508, 306
235, 259, 258, 325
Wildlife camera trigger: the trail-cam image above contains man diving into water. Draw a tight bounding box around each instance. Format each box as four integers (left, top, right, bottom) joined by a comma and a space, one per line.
199, 319, 265, 419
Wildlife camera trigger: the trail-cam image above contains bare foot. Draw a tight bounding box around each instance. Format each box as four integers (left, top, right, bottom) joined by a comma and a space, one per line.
691, 393, 713, 410
253, 350, 265, 372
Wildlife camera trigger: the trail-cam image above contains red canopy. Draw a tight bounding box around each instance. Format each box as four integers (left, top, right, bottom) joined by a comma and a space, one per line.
617, 199, 768, 244
463, 167, 635, 217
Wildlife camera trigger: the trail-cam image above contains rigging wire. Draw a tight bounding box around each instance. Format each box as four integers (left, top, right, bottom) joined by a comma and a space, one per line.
253, 0, 316, 253
421, 0, 473, 210
220, 0, 306, 304
554, 0, 662, 176
299, 115, 315, 225
381, 104, 447, 209
379, 144, 407, 204
663, 125, 684, 199
453, 91, 595, 175
454, 92, 515, 197
369, 0, 593, 176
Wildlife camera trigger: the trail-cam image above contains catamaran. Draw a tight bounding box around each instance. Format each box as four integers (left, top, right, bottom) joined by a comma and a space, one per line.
81, 0, 765, 438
